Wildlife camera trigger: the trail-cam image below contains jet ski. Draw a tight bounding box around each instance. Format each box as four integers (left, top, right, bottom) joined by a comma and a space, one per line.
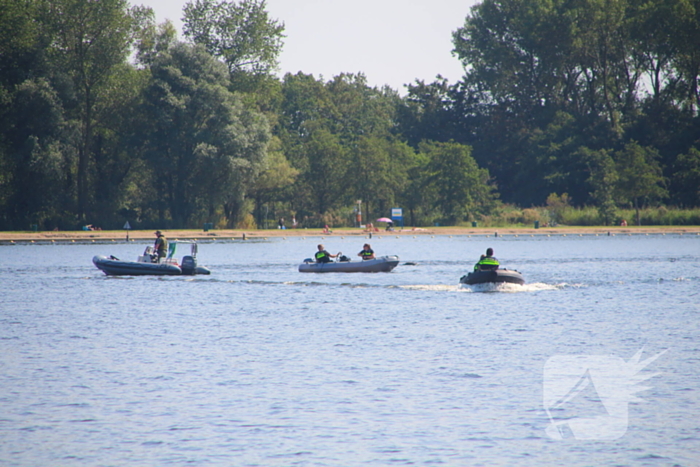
460, 268, 524, 285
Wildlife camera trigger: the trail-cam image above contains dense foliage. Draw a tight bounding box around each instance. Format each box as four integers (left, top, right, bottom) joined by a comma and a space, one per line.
1, 0, 699, 231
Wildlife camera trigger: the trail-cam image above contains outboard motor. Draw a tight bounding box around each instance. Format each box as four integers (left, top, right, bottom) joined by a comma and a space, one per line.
181, 255, 197, 275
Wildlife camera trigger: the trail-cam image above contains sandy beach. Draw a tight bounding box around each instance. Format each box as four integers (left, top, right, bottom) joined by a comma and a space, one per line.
1, 225, 699, 242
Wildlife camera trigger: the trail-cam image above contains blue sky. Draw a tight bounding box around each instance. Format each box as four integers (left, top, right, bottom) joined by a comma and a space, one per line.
135, 0, 478, 93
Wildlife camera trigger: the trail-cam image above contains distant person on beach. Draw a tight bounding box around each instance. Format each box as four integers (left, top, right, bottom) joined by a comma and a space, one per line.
154, 230, 168, 262
315, 244, 338, 263
358, 243, 375, 260
474, 248, 499, 271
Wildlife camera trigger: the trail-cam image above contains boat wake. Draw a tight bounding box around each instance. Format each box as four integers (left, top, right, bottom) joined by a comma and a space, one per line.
399, 282, 565, 293
129, 276, 571, 292
399, 284, 463, 292
464, 282, 563, 293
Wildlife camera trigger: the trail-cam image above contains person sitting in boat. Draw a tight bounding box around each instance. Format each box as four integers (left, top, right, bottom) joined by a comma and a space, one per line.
153, 230, 168, 262
474, 247, 499, 271
358, 243, 376, 260
315, 244, 338, 263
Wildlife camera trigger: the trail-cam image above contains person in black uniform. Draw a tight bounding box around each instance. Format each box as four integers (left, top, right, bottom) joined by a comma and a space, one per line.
315, 244, 338, 263
358, 243, 375, 260
474, 247, 499, 271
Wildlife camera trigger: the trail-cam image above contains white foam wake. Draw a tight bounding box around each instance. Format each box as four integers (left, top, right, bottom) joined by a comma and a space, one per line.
399, 282, 565, 293
399, 284, 463, 292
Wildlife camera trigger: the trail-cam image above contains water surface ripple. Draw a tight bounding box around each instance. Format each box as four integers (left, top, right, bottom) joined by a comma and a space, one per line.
1, 235, 698, 466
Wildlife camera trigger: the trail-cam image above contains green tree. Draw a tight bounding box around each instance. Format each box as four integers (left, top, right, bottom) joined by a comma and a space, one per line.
545, 192, 572, 225
278, 72, 333, 144
398, 152, 430, 226
248, 136, 299, 227
323, 73, 398, 142
349, 136, 416, 221
3, 78, 70, 229
629, 0, 688, 107
0, 0, 42, 88
277, 72, 406, 220
614, 141, 668, 225
0, 0, 56, 228
275, 73, 325, 216
421, 141, 496, 224
137, 43, 270, 226
90, 65, 151, 228
572, 0, 643, 132
672, 0, 700, 112
671, 147, 700, 206
298, 128, 348, 216
514, 111, 590, 206
183, 0, 284, 76
398, 77, 468, 147
46, 0, 137, 220
132, 7, 178, 67
582, 147, 619, 225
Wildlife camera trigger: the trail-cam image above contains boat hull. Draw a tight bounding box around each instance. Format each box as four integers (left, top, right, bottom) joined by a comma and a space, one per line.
299, 255, 400, 273
93, 255, 182, 276
460, 268, 524, 285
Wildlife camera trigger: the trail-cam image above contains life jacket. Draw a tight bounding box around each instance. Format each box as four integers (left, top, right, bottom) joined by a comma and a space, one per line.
360, 249, 374, 260
475, 256, 499, 271
155, 237, 168, 257
315, 250, 330, 262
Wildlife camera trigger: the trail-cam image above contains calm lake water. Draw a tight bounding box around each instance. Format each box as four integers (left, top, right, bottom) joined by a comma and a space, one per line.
1, 234, 698, 466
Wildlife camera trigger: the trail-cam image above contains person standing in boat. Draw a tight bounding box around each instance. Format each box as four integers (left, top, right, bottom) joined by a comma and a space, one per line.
474, 248, 499, 271
153, 230, 168, 262
358, 243, 375, 260
315, 244, 338, 263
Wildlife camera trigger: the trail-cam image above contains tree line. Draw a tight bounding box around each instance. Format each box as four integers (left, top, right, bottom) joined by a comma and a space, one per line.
1, 0, 699, 231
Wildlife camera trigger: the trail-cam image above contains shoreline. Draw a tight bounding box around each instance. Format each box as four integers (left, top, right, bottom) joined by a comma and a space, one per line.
1, 225, 699, 243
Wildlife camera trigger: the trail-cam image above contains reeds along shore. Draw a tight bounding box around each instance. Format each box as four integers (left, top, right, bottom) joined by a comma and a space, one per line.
1, 226, 699, 243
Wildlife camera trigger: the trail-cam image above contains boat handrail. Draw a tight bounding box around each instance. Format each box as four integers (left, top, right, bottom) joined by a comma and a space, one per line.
169, 240, 198, 258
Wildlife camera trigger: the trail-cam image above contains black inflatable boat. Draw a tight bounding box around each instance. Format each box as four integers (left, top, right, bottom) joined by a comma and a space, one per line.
460, 268, 524, 285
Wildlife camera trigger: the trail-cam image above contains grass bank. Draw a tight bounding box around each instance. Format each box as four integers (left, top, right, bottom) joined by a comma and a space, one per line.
472, 206, 700, 228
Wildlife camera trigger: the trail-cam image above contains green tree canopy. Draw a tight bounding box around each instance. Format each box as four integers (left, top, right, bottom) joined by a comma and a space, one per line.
582, 146, 619, 225
183, 0, 285, 76
614, 141, 668, 225
46, 0, 138, 219
349, 136, 417, 221
297, 128, 348, 215
671, 147, 700, 206
421, 140, 497, 224
137, 42, 270, 226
